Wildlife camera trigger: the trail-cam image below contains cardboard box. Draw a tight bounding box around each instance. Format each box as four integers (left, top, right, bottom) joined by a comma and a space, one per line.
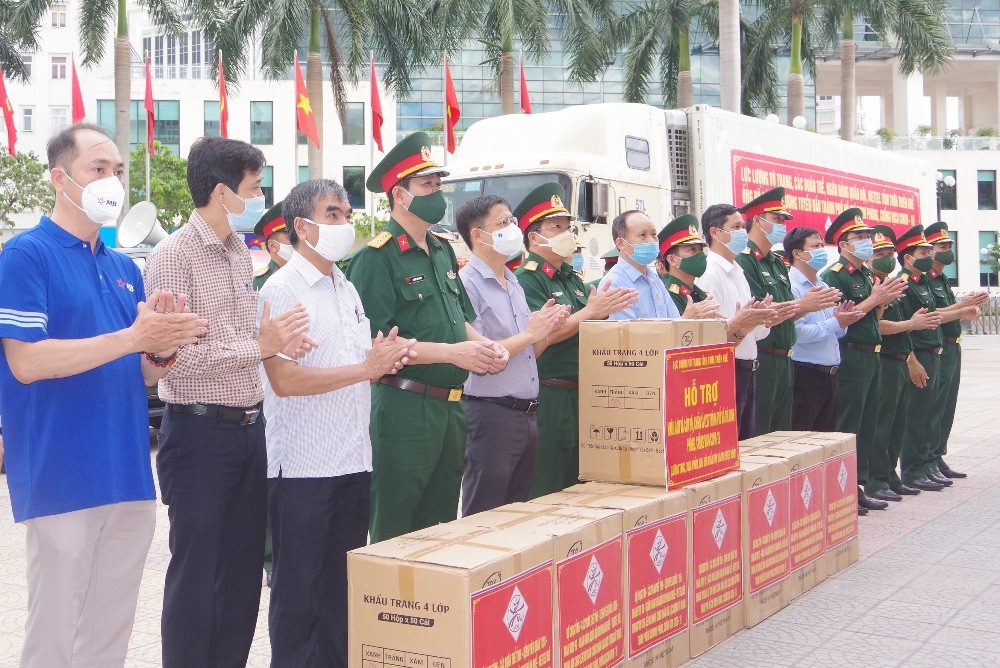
751, 443, 827, 598
738, 431, 818, 453
533, 483, 635, 507
685, 472, 744, 657
348, 529, 555, 668
738, 456, 791, 627
578, 319, 729, 487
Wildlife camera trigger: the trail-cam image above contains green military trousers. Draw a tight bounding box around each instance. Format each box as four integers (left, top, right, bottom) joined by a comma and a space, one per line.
834, 349, 881, 489
930, 341, 961, 468
900, 349, 941, 483
867, 357, 909, 494
369, 384, 467, 543
529, 385, 580, 498
755, 353, 794, 435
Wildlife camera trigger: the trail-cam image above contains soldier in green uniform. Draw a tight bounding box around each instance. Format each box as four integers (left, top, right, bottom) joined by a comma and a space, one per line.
658, 214, 709, 314
866, 226, 941, 504
821, 210, 908, 512
513, 183, 636, 497
922, 222, 988, 480
252, 201, 290, 290
346, 132, 510, 542
736, 187, 837, 434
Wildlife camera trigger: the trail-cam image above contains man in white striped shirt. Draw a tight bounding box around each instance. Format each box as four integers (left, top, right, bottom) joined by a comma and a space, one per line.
259, 180, 413, 667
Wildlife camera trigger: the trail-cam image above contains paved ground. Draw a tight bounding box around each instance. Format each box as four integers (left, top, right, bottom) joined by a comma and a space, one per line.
0, 337, 997, 666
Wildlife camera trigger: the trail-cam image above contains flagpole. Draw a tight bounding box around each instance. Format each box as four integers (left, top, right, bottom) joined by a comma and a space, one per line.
442, 51, 448, 167
145, 145, 151, 202
369, 51, 376, 236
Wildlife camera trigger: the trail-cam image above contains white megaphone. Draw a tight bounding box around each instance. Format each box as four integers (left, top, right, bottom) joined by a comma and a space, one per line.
118, 201, 168, 248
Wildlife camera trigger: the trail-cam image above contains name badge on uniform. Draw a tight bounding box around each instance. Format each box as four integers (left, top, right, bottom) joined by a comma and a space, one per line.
762, 271, 771, 277
552, 291, 564, 298
405, 275, 425, 284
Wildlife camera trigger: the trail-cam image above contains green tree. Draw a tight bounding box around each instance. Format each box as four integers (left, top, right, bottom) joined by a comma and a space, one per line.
0, 0, 30, 81
0, 149, 54, 227
129, 142, 194, 229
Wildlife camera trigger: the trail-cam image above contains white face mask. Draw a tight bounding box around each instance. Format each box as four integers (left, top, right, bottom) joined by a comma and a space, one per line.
536, 229, 577, 258
275, 242, 293, 263
481, 223, 524, 257
62, 172, 126, 225
301, 218, 356, 262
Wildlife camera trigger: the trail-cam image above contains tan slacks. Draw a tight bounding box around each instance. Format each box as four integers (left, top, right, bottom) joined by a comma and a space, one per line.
21, 499, 156, 668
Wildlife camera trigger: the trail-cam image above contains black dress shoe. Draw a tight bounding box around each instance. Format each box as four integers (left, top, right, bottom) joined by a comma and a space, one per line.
889, 483, 921, 495
858, 505, 869, 516
858, 491, 890, 510
938, 462, 967, 479
926, 468, 954, 486
871, 489, 903, 502
906, 476, 944, 491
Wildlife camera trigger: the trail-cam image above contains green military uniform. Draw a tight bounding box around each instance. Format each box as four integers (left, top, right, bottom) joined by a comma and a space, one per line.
657, 213, 708, 315
663, 275, 707, 315
735, 188, 796, 434
867, 227, 910, 495
820, 209, 880, 490
253, 260, 279, 291
892, 227, 943, 483
346, 132, 477, 543
513, 183, 588, 497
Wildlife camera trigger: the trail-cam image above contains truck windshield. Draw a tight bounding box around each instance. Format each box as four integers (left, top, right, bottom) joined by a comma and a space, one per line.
439, 172, 572, 232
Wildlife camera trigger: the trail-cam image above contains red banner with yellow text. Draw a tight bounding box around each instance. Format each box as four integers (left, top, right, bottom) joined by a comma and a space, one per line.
471, 562, 554, 668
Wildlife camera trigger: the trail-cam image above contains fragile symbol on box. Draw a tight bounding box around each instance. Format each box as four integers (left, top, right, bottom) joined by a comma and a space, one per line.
583, 555, 604, 605
838, 461, 849, 493
712, 509, 727, 549
649, 529, 668, 574
763, 489, 777, 527
605, 426, 616, 439
801, 476, 813, 509
502, 586, 528, 642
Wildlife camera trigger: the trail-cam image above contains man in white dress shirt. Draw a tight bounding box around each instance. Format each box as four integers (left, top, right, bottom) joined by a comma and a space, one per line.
259, 180, 413, 667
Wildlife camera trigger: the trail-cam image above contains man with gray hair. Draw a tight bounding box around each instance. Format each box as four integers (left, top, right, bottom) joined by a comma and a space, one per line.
259, 179, 415, 666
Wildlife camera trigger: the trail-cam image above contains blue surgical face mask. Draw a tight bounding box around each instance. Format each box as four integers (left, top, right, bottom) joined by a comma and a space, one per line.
762, 218, 786, 245
224, 191, 266, 232
720, 228, 749, 255
849, 238, 874, 261
571, 253, 584, 271
804, 248, 828, 270
626, 240, 660, 266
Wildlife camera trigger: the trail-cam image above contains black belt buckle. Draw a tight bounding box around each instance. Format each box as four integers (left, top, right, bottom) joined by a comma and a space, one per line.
241, 408, 260, 425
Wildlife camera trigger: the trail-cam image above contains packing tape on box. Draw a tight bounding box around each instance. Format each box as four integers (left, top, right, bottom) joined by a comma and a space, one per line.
398, 564, 415, 602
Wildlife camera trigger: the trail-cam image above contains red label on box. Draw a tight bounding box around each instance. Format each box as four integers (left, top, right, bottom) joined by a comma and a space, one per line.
732, 150, 920, 235
625, 513, 688, 657
664, 344, 740, 489
691, 494, 742, 623
825, 452, 859, 549
557, 536, 624, 668
746, 479, 791, 593
471, 562, 554, 668
788, 465, 825, 569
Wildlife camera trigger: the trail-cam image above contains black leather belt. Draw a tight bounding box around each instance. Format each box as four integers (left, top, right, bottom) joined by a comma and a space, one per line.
794, 361, 839, 375
758, 347, 792, 357
168, 402, 262, 425
540, 378, 579, 391
913, 346, 944, 356
943, 336, 962, 344
464, 394, 539, 414
378, 376, 463, 401
880, 352, 910, 362
735, 359, 759, 372
841, 342, 881, 354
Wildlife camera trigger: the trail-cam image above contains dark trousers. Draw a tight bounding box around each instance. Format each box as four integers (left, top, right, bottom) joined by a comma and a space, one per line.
868, 356, 909, 493
755, 353, 794, 435
269, 472, 371, 668
901, 349, 941, 482
791, 362, 840, 432
462, 399, 538, 516
157, 408, 268, 668
931, 341, 961, 466
834, 349, 880, 488
735, 365, 757, 440
530, 385, 580, 498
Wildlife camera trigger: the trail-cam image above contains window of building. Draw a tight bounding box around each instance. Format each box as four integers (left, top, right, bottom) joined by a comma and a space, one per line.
978, 170, 996, 210
21, 107, 32, 132
939, 169, 957, 210
142, 37, 151, 61
262, 166, 274, 208
250, 101, 273, 145
343, 167, 366, 208
343, 102, 364, 145
154, 36, 164, 78
298, 166, 309, 183
166, 35, 176, 78
980, 231, 999, 288
51, 55, 67, 80
95, 99, 180, 155
51, 3, 67, 27
51, 107, 68, 132
179, 33, 188, 79
23, 55, 32, 78
191, 31, 202, 79
943, 230, 958, 287
204, 100, 220, 137
625, 136, 650, 170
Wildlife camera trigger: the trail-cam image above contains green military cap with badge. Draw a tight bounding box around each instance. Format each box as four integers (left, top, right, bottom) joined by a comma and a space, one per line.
513, 183, 572, 231
924, 221, 953, 245
825, 207, 872, 245
871, 225, 897, 250
600, 247, 619, 270
366, 131, 450, 194
657, 213, 706, 258
254, 200, 285, 239
739, 186, 794, 220
894, 224, 933, 254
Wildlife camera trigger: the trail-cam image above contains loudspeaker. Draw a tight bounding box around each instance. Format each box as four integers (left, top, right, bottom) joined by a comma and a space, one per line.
118, 201, 168, 247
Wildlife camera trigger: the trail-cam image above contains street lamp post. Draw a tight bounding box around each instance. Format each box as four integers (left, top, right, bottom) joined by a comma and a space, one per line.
936, 171, 956, 220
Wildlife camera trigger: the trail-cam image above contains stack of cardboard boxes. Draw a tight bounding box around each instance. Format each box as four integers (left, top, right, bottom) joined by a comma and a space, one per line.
348, 321, 858, 667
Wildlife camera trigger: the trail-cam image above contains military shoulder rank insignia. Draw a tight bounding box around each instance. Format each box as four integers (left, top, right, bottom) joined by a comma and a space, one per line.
523, 260, 538, 271
541, 263, 556, 278
741, 247, 752, 254
830, 262, 844, 272
668, 283, 680, 294
368, 231, 392, 248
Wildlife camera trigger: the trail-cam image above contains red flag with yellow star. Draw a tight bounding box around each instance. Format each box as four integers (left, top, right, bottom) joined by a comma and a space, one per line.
294, 52, 320, 148
444, 55, 460, 154
0, 69, 16, 156
218, 51, 229, 138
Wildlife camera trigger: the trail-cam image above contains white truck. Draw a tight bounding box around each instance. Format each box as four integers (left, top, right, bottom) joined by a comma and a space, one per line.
440, 103, 937, 282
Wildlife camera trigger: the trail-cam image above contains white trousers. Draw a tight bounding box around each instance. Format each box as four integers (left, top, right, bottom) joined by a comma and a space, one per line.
20, 500, 156, 668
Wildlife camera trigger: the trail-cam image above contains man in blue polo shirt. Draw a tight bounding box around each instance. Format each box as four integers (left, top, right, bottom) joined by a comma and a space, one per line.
0, 124, 206, 667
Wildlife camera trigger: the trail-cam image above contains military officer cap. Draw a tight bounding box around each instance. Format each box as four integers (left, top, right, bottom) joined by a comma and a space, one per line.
924, 221, 953, 245
254, 200, 285, 239
825, 207, 873, 245
513, 183, 572, 232
601, 247, 619, 270
366, 131, 450, 194
894, 224, 933, 254
506, 251, 525, 271
871, 225, 897, 250
739, 187, 793, 220
657, 214, 706, 257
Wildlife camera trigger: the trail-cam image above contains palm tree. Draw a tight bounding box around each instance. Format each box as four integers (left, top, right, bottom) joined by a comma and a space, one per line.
718, 0, 741, 113
618, 0, 698, 108
0, 0, 30, 82
13, 0, 184, 211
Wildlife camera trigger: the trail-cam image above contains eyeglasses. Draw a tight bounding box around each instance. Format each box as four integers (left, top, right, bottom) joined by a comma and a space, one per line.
484, 216, 518, 230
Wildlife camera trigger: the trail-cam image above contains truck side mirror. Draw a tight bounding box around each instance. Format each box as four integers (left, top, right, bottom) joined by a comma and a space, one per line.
581, 181, 610, 223
593, 183, 609, 221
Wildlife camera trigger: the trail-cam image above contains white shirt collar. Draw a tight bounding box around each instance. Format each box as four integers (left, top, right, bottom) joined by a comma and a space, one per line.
288, 249, 332, 287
